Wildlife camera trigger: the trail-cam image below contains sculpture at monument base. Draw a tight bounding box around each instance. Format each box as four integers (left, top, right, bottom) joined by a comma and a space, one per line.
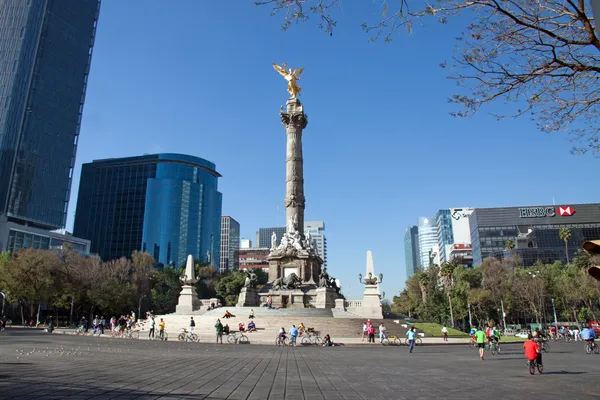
176, 254, 202, 314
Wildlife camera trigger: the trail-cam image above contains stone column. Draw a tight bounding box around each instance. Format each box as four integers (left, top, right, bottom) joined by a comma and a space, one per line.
281, 98, 308, 236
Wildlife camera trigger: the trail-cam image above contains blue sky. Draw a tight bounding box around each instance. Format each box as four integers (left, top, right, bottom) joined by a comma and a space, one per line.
69, 1, 599, 300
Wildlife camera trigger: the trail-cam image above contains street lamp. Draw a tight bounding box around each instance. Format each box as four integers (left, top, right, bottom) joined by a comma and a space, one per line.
358, 272, 383, 285
551, 298, 559, 331
0, 290, 5, 317
138, 295, 147, 322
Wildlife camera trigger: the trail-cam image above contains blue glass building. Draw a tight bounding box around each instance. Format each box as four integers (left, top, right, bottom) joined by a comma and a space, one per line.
73, 154, 222, 268
436, 209, 454, 264
0, 0, 100, 230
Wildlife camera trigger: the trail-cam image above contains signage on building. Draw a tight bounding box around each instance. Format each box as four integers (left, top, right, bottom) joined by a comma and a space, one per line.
558, 206, 574, 216
518, 207, 556, 218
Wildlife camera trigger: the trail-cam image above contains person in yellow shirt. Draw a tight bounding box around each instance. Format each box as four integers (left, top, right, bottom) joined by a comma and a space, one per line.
158, 318, 166, 340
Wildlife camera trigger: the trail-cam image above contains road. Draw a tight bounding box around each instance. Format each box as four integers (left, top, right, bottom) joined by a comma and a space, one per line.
0, 328, 598, 399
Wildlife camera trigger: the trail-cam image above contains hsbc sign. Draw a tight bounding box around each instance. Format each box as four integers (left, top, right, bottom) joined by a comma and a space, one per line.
518, 206, 575, 218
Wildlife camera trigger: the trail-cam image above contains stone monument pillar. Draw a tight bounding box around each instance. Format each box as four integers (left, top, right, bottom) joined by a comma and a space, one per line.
360, 250, 383, 319
176, 255, 201, 314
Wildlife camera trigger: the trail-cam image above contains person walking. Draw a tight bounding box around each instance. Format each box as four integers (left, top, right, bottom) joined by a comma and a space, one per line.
100, 316, 106, 335
290, 325, 299, 347
362, 322, 368, 341
189, 317, 195, 334
407, 326, 416, 353
148, 316, 156, 340
379, 323, 387, 344
441, 326, 448, 341
215, 319, 224, 344
158, 318, 166, 340
475, 325, 487, 360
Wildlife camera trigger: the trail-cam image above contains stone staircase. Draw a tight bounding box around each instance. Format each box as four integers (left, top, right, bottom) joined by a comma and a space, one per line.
138, 307, 408, 344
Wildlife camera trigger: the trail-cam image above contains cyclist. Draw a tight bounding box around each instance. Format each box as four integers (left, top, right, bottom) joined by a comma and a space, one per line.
523, 334, 542, 367
189, 317, 195, 334
486, 326, 495, 347
581, 325, 596, 347
158, 318, 165, 339
298, 322, 306, 334
279, 326, 287, 340
492, 326, 501, 352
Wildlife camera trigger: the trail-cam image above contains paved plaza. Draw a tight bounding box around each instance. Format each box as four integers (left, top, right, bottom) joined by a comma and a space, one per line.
1, 329, 599, 400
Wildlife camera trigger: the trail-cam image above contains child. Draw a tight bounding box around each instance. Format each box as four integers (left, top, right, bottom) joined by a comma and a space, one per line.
523, 334, 542, 366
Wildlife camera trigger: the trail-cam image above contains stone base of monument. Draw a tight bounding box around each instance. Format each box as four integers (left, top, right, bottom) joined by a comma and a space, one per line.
267, 254, 322, 286
175, 284, 201, 314
236, 287, 260, 307
258, 286, 339, 309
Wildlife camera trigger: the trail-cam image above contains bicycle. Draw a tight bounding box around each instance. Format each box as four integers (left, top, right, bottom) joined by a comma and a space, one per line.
585, 340, 599, 354
404, 337, 423, 346
156, 330, 168, 341
538, 339, 550, 353
275, 335, 288, 346
527, 357, 543, 375
382, 335, 402, 346
300, 331, 322, 346
124, 329, 139, 339
489, 340, 501, 355
75, 325, 89, 336
227, 331, 249, 344
178, 328, 198, 342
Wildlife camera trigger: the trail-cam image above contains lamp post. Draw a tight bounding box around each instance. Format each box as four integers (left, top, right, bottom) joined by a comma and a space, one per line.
358, 272, 383, 285
0, 290, 5, 317
551, 298, 558, 332
138, 295, 147, 322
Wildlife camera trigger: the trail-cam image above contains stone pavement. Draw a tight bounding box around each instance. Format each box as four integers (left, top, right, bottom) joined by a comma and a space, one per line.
1, 328, 599, 399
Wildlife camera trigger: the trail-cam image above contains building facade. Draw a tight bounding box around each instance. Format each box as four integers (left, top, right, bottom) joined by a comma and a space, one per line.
470, 203, 600, 266
256, 227, 286, 249
240, 239, 252, 249
239, 247, 269, 272
0, 0, 100, 230
436, 209, 454, 264
219, 216, 240, 273
0, 222, 90, 255
417, 217, 437, 269
304, 221, 327, 266
404, 225, 419, 278
73, 154, 222, 268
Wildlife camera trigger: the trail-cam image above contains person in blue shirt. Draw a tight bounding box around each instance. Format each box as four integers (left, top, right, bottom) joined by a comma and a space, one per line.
581, 326, 596, 344
289, 325, 299, 347
406, 327, 417, 353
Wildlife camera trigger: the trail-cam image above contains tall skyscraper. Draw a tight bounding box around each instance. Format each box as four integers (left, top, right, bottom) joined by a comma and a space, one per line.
73, 154, 222, 268
404, 225, 419, 278
256, 227, 286, 248
219, 216, 240, 273
436, 209, 454, 264
0, 0, 100, 230
304, 221, 327, 266
417, 217, 437, 269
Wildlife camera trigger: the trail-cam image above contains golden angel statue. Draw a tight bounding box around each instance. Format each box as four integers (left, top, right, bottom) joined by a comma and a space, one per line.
273, 62, 304, 98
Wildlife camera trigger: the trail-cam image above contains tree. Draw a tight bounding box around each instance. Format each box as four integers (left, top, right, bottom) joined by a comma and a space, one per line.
151, 266, 183, 314
559, 228, 573, 264
215, 270, 246, 306
258, 1, 600, 155
504, 239, 515, 250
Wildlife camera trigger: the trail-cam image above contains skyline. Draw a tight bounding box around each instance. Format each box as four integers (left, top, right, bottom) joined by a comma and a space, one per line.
65, 1, 598, 300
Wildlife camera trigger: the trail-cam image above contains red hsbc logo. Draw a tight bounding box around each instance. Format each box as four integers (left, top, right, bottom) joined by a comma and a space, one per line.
557, 206, 574, 216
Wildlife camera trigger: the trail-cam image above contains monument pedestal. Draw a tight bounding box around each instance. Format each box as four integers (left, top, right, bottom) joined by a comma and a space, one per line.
236, 287, 260, 307
360, 284, 383, 319
315, 287, 337, 309
267, 252, 323, 285
176, 284, 201, 314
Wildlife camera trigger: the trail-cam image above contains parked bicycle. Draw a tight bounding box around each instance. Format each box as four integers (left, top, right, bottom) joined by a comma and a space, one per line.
300, 331, 322, 346
404, 337, 423, 346
155, 330, 168, 341
382, 335, 402, 346
227, 331, 249, 344
178, 328, 198, 342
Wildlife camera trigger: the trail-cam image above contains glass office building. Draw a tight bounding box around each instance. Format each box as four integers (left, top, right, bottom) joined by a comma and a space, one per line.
220, 216, 240, 273
256, 227, 286, 249
404, 225, 419, 278
0, 0, 100, 230
418, 217, 437, 269
73, 154, 222, 268
436, 209, 454, 264
470, 203, 600, 266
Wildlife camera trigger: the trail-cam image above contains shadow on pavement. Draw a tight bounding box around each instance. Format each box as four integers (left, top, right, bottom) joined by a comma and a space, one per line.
542, 371, 587, 375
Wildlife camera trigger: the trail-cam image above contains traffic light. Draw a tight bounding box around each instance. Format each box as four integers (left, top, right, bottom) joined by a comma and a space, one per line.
582, 240, 600, 280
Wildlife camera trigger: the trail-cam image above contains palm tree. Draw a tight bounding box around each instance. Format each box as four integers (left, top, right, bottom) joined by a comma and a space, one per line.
559, 227, 572, 264
441, 259, 461, 328
504, 239, 515, 250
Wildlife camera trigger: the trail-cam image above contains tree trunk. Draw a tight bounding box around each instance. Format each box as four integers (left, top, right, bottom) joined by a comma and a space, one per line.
20, 305, 24, 326
565, 240, 569, 264
448, 293, 455, 328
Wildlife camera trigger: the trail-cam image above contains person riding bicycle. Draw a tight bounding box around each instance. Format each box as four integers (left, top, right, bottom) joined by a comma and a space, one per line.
279, 327, 287, 339
298, 322, 306, 334
486, 326, 495, 346
523, 334, 542, 367
581, 326, 596, 345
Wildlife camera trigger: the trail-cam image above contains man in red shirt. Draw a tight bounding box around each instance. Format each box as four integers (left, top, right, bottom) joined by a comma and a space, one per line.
523, 334, 542, 366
